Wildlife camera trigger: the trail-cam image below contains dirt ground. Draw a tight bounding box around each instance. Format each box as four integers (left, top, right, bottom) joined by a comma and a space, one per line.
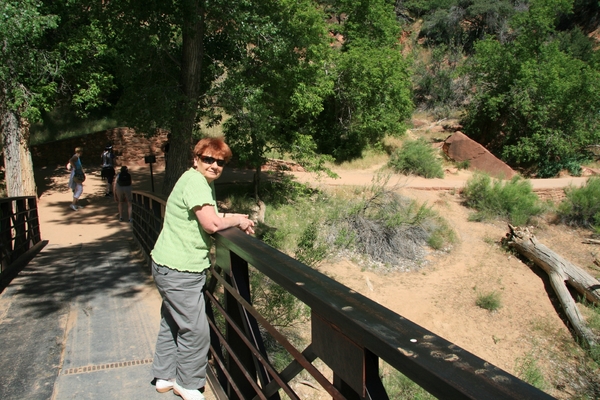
35, 163, 599, 398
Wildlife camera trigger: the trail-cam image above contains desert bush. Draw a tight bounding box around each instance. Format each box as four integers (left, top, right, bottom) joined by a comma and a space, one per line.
456, 160, 470, 170
326, 174, 455, 270
462, 173, 544, 226
475, 290, 501, 311
388, 138, 444, 178
557, 177, 600, 231
261, 173, 455, 272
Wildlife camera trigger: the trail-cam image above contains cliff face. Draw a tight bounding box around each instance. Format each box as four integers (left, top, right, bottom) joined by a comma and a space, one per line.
31, 127, 170, 169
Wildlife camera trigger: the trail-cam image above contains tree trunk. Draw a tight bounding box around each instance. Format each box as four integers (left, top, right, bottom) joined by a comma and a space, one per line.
505, 225, 599, 348
161, 0, 205, 195
1, 107, 37, 197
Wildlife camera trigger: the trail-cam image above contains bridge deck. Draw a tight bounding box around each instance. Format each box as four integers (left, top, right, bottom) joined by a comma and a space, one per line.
0, 167, 215, 400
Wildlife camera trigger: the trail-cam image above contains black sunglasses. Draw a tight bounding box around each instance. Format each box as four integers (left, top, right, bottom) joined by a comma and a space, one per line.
199, 155, 226, 167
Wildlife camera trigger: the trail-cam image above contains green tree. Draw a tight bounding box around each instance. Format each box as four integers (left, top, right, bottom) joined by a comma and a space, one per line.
100, 0, 341, 196
222, 0, 412, 194
218, 0, 336, 199
461, 0, 600, 175
1, 0, 117, 196
313, 0, 414, 161
100, 0, 222, 194
0, 0, 59, 196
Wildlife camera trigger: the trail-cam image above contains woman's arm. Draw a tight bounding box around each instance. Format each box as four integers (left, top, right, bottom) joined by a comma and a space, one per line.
195, 205, 255, 235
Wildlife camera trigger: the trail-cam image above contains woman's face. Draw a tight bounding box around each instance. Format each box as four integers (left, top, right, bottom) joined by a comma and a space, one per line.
193, 151, 225, 183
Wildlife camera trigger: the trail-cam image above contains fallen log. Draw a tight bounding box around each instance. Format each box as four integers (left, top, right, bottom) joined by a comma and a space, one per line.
505, 225, 600, 348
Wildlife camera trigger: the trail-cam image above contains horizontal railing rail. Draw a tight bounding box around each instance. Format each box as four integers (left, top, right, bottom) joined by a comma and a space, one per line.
131, 190, 555, 400
0, 196, 46, 285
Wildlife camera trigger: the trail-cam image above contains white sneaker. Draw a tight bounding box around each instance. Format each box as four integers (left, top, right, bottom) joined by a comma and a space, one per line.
173, 382, 205, 400
155, 378, 174, 393
70, 204, 78, 211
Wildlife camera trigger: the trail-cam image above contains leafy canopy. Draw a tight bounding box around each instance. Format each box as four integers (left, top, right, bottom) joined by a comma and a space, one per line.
461, 0, 600, 175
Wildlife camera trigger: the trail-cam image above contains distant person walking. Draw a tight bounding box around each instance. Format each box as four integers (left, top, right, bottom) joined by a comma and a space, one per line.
67, 147, 85, 211
101, 144, 116, 196
113, 166, 133, 222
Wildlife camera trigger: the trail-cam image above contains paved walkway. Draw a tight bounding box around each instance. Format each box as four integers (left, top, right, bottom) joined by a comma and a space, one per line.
0, 165, 215, 400
0, 234, 175, 399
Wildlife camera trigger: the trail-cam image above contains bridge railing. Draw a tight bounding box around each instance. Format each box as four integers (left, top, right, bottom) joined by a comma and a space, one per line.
0, 196, 46, 286
131, 190, 555, 400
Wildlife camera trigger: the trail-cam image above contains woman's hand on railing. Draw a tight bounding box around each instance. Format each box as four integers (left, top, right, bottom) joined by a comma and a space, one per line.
223, 213, 255, 235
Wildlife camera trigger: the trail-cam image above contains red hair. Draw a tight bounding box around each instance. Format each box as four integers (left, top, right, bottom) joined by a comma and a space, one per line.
194, 137, 232, 162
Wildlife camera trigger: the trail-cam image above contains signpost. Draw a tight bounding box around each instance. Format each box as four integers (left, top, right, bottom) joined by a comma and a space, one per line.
144, 155, 156, 192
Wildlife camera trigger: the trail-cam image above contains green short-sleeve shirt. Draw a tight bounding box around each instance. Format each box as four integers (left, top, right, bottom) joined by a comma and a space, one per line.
151, 168, 218, 272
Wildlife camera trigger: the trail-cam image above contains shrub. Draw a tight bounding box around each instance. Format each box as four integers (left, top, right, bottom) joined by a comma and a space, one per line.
388, 138, 444, 179
475, 290, 502, 311
327, 174, 455, 270
557, 177, 600, 230
250, 271, 309, 328
294, 224, 328, 268
462, 173, 544, 226
456, 160, 470, 170
515, 353, 547, 390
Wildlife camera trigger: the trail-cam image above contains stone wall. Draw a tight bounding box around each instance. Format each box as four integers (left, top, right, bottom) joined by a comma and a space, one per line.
31, 127, 169, 169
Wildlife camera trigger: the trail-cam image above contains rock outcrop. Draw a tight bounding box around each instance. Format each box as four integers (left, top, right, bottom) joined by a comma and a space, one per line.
443, 131, 517, 179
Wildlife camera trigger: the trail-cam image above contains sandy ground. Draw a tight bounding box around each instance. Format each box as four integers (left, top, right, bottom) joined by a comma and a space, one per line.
35, 164, 599, 398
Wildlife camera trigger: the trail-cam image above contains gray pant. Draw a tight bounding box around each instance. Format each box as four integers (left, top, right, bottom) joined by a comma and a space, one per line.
151, 260, 209, 389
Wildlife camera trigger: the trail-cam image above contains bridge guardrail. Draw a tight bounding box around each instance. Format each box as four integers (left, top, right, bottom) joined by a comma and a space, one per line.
0, 196, 46, 287
131, 190, 555, 400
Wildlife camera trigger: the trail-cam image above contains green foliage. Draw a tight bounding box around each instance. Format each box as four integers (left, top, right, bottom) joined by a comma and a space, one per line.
461, 0, 600, 173
0, 0, 59, 120
381, 366, 436, 400
412, 45, 469, 117
313, 45, 413, 161
30, 106, 120, 145
515, 352, 547, 389
462, 173, 544, 225
259, 175, 320, 208
475, 290, 502, 311
311, 0, 413, 162
259, 178, 329, 255
456, 160, 471, 170
407, 0, 518, 53
557, 177, 600, 229
333, 0, 402, 49
388, 138, 444, 178
536, 155, 587, 178
250, 270, 309, 328
294, 224, 328, 268
218, 0, 334, 175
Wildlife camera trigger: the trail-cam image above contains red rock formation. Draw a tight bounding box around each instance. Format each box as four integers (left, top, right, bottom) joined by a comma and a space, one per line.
443, 131, 517, 179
